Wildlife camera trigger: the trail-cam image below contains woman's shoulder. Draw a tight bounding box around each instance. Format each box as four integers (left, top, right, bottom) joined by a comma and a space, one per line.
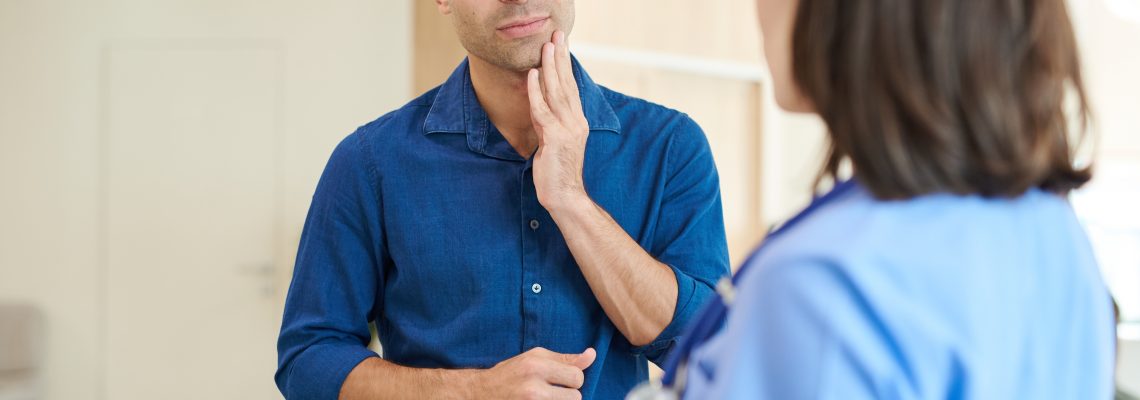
746, 184, 1094, 305
764, 185, 1081, 262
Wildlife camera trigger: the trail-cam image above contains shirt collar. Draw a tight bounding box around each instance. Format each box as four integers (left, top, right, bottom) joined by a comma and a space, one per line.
422, 56, 622, 137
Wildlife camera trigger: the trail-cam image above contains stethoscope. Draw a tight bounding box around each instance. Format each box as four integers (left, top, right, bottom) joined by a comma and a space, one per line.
626, 180, 859, 400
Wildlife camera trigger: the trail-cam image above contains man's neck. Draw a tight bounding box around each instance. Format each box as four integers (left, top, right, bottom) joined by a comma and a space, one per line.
468, 55, 540, 158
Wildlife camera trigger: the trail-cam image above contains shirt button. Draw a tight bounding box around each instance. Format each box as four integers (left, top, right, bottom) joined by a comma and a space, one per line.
529, 219, 540, 230
531, 283, 542, 294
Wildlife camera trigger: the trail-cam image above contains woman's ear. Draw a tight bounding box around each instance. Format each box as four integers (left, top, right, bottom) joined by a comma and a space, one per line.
436, 0, 452, 15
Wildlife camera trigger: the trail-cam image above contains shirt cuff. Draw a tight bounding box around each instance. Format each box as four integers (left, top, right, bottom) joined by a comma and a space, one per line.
281, 342, 378, 400
630, 263, 714, 364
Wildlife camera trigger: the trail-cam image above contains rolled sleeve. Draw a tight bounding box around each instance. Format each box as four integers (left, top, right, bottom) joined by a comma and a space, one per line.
630, 262, 715, 362
632, 114, 731, 364
275, 131, 388, 400
280, 343, 378, 400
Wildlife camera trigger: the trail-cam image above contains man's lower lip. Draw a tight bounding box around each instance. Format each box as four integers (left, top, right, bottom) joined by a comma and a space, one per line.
497, 17, 550, 39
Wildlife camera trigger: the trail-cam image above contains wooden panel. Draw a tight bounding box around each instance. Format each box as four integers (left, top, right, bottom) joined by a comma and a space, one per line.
581, 59, 765, 265
574, 0, 770, 262
414, 1, 467, 94
574, 0, 763, 63
647, 72, 764, 266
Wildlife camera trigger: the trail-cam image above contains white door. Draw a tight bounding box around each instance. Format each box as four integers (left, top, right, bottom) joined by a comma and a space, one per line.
104, 44, 282, 399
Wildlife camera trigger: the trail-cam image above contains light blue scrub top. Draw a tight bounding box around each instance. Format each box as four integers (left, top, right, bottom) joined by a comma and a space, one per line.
683, 182, 1116, 399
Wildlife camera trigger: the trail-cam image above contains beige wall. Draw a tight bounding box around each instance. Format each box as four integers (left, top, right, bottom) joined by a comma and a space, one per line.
0, 1, 411, 399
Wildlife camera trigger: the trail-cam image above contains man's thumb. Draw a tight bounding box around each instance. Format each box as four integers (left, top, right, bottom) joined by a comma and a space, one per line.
573, 347, 596, 370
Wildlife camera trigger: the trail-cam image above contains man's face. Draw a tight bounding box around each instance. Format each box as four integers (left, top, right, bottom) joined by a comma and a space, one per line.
440, 0, 575, 72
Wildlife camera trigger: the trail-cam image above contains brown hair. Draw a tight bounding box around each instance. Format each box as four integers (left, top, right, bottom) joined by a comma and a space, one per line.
791, 0, 1092, 199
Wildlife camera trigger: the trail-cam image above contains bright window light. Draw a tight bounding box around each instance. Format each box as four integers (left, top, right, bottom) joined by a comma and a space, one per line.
1071, 161, 1140, 334
1106, 0, 1140, 24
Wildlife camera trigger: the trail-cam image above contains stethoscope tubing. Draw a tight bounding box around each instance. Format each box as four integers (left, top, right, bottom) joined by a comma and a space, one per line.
654, 180, 859, 393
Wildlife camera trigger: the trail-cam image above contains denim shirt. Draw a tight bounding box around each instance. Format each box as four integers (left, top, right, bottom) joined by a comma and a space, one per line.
276, 57, 731, 400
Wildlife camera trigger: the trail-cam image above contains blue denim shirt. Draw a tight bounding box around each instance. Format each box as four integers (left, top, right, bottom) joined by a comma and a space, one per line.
275, 58, 731, 400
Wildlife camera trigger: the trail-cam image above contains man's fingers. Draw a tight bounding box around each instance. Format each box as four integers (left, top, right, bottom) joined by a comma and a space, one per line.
549, 353, 583, 369
529, 347, 576, 363
525, 346, 557, 358
552, 31, 578, 101
549, 386, 584, 400
527, 68, 554, 126
542, 360, 586, 389
540, 42, 567, 113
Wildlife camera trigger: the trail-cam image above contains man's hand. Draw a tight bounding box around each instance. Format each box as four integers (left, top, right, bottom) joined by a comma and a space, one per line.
471, 347, 597, 400
525, 32, 680, 349
339, 347, 595, 400
528, 30, 591, 213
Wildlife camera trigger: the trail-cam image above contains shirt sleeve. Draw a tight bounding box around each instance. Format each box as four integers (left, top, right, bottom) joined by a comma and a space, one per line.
631, 114, 732, 365
275, 131, 387, 400
683, 257, 893, 400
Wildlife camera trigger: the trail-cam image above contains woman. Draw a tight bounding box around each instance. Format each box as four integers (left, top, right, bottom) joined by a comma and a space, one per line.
647, 0, 1116, 398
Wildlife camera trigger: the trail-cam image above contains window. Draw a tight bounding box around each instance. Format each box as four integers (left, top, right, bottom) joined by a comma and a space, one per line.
1106, 0, 1140, 24
1071, 161, 1140, 338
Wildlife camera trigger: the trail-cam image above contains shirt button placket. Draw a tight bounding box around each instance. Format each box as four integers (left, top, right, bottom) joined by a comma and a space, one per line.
520, 165, 542, 350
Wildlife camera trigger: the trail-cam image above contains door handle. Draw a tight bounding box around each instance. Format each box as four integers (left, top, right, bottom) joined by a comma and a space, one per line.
239, 262, 277, 298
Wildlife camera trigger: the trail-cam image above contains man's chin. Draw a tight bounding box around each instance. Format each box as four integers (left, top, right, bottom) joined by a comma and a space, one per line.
496, 55, 542, 73
515, 59, 542, 72
469, 40, 545, 72
500, 39, 546, 70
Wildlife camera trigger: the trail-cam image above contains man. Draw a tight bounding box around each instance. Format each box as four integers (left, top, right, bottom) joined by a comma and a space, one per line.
275, 0, 730, 398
